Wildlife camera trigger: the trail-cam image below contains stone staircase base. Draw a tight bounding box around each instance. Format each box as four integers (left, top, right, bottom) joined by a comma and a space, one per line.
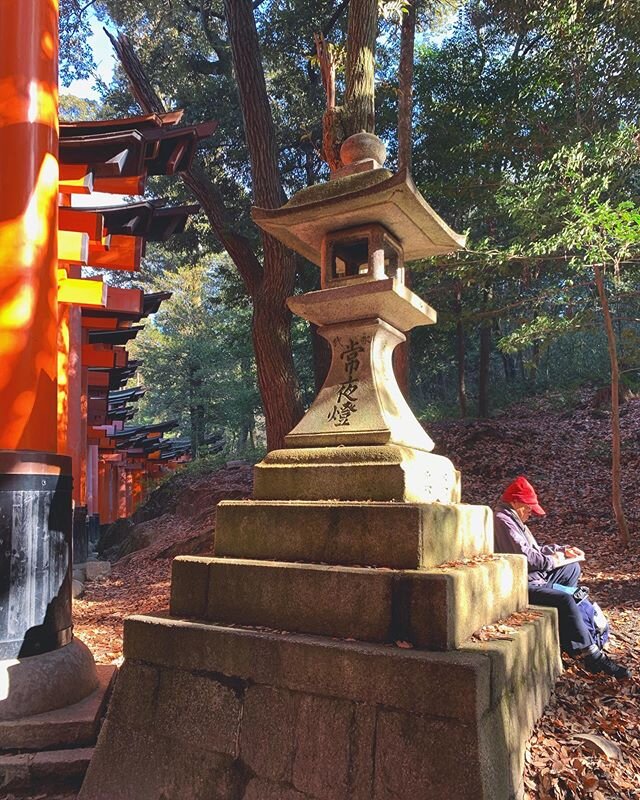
0, 665, 116, 795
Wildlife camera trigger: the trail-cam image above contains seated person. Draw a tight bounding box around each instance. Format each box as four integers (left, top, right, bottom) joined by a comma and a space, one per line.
494, 476, 630, 679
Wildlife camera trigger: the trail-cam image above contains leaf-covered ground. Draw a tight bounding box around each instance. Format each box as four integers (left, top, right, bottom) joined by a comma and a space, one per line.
430, 393, 640, 800
73, 463, 254, 665
30, 393, 640, 800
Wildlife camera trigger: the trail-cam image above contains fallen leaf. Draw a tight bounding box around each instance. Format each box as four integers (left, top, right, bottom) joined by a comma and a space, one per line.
575, 733, 623, 761
581, 774, 600, 792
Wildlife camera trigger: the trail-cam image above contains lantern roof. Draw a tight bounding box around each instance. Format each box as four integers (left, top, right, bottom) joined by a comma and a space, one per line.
252, 167, 465, 266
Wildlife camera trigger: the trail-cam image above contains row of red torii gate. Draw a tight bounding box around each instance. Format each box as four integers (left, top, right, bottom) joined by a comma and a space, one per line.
22, 110, 213, 547
0, 1, 214, 664
56, 111, 214, 539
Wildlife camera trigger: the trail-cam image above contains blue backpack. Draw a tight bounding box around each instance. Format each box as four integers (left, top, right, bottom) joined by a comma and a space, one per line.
552, 584, 610, 649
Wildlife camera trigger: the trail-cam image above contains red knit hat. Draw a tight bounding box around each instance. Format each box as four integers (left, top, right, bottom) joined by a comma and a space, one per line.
502, 476, 546, 516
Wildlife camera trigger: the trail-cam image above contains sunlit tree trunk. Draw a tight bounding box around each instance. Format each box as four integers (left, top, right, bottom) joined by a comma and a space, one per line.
109, 8, 304, 452
224, 0, 304, 451
344, 0, 377, 136
594, 261, 630, 547
478, 286, 492, 417
398, 0, 417, 172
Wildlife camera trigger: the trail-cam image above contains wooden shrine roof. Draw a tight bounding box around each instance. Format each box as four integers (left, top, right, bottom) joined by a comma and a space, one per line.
59, 110, 184, 137
88, 326, 144, 345
81, 291, 172, 321
78, 201, 199, 242
60, 120, 217, 180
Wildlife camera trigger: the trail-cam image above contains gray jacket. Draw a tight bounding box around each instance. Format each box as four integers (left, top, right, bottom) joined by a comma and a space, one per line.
493, 502, 562, 586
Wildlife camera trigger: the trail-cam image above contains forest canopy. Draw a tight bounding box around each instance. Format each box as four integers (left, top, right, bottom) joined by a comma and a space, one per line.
59, 0, 640, 448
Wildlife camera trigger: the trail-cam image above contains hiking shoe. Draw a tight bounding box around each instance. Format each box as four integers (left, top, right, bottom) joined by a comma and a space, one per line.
583, 651, 631, 679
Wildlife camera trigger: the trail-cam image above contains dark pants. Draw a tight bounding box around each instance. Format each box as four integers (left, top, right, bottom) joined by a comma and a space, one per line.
529, 562, 593, 654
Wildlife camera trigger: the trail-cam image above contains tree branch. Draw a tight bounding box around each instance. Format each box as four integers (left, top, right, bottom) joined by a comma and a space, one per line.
106, 29, 263, 298
104, 29, 165, 114
397, 0, 416, 172
322, 0, 350, 37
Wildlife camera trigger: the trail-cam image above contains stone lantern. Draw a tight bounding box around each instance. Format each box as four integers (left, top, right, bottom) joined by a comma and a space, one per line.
81, 133, 561, 800
251, 132, 466, 502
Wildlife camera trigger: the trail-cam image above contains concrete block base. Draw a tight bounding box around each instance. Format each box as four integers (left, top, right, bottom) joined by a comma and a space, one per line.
79, 610, 562, 800
170, 554, 528, 650
215, 500, 493, 569
0, 746, 94, 794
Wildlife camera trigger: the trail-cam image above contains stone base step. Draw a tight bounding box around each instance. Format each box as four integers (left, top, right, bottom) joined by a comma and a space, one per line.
0, 746, 93, 794
253, 445, 461, 503
170, 554, 527, 650
0, 665, 117, 751
215, 499, 493, 569
78, 608, 562, 800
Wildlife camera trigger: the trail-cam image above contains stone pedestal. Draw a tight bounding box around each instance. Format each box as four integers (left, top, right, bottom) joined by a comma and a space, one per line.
80, 135, 560, 799
0, 452, 99, 724
80, 610, 559, 800
0, 453, 102, 793
0, 663, 116, 794
80, 449, 561, 800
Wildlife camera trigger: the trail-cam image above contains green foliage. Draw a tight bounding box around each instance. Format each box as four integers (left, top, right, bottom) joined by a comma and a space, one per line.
60, 0, 640, 427
496, 128, 640, 364
406, 0, 640, 416
59, 0, 97, 86
497, 315, 585, 355
129, 259, 262, 453
59, 93, 101, 121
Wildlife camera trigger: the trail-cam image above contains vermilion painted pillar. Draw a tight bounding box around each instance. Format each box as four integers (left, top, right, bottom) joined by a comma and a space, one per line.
0, 0, 59, 452
0, 4, 98, 705
118, 466, 128, 520
87, 443, 99, 515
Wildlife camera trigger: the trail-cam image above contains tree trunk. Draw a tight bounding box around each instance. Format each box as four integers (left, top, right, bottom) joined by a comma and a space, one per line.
314, 33, 343, 171
108, 13, 304, 452
224, 0, 283, 210
188, 365, 203, 458
594, 262, 630, 547
478, 286, 492, 417
478, 323, 491, 417
392, 336, 410, 400
310, 323, 332, 394
397, 0, 417, 172
224, 0, 304, 450
527, 339, 540, 389
344, 0, 377, 136
395, 2, 416, 398
454, 283, 467, 417
252, 290, 302, 451
392, 266, 412, 400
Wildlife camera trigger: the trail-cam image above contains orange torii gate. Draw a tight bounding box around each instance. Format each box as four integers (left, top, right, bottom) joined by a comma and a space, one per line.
56, 114, 214, 554
0, 0, 214, 742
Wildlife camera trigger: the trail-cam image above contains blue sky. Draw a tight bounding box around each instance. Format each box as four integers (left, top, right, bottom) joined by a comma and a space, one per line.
62, 12, 115, 100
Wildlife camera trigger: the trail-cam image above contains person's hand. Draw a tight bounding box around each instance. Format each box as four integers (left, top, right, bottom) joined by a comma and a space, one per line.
563, 546, 585, 560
